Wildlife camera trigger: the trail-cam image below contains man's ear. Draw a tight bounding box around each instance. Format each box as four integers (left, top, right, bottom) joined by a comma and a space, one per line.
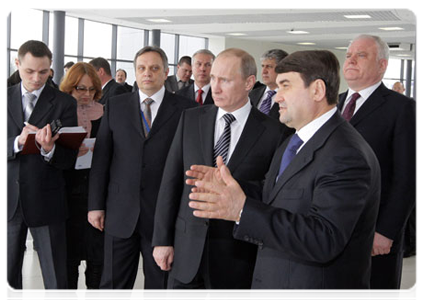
312, 79, 326, 102
245, 75, 256, 92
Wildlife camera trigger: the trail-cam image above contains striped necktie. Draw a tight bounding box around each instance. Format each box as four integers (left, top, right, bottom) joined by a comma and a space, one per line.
213, 113, 236, 166
24, 92, 37, 122
259, 90, 276, 115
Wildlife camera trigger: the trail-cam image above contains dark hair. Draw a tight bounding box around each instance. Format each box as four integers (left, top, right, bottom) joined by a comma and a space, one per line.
89, 57, 112, 76
133, 46, 169, 71
18, 40, 52, 62
275, 50, 340, 105
261, 49, 288, 64
64, 61, 75, 69
116, 69, 127, 78
178, 56, 192, 66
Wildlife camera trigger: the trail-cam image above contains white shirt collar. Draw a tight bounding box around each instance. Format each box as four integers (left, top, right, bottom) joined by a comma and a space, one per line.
138, 86, 165, 106
195, 83, 211, 95
296, 107, 337, 151
347, 81, 382, 101
216, 100, 252, 124
21, 82, 45, 99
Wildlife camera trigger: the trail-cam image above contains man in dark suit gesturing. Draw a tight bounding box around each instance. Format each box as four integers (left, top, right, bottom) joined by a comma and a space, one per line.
176, 49, 215, 105
8, 40, 78, 289
89, 57, 128, 105
187, 50, 381, 289
152, 48, 284, 289
88, 46, 197, 289
339, 34, 415, 289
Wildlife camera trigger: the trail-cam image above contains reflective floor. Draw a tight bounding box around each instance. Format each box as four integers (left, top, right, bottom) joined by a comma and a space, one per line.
20, 237, 416, 290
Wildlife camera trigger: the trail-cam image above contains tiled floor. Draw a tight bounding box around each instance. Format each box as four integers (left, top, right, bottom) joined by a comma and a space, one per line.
18, 237, 416, 290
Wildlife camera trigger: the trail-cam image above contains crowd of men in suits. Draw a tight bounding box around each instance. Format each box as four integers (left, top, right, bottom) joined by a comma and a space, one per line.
7, 34, 415, 290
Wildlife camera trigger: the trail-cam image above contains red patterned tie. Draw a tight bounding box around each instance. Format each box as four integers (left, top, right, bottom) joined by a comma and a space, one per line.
196, 89, 203, 105
342, 93, 360, 121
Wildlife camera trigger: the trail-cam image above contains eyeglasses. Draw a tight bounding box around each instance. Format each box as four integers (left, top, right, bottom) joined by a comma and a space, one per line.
75, 86, 96, 94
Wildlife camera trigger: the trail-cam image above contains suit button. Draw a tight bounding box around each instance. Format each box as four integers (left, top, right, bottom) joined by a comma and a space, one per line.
244, 235, 250, 242
204, 221, 209, 226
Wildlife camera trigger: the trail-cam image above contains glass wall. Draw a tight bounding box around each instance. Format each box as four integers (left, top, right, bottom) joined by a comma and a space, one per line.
7, 9, 208, 87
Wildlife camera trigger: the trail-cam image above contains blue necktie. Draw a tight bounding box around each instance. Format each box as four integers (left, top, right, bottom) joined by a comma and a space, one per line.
259, 90, 276, 115
213, 113, 236, 166
277, 134, 303, 180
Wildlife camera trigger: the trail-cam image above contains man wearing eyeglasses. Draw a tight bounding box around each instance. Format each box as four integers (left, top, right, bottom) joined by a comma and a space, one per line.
7, 40, 78, 289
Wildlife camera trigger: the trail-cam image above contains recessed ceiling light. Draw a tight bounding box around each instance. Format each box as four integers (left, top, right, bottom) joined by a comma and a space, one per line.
288, 30, 309, 35
227, 33, 247, 36
297, 42, 316, 45
379, 27, 404, 31
344, 15, 372, 19
335, 47, 348, 50
396, 54, 411, 57
146, 18, 172, 23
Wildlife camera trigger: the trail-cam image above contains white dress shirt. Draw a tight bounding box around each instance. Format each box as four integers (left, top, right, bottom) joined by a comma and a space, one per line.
138, 86, 165, 125
341, 81, 381, 116
214, 100, 252, 163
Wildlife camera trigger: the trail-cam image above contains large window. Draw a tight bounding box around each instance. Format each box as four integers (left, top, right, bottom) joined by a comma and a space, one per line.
383, 58, 415, 97
7, 9, 208, 85
84, 20, 112, 59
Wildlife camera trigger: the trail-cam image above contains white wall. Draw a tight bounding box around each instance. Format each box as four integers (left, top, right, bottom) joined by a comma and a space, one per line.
207, 36, 349, 93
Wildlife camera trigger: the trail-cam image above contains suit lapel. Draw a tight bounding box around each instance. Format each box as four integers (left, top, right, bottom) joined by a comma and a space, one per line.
227, 107, 265, 173
249, 86, 266, 108
8, 85, 25, 130
28, 85, 54, 126
147, 91, 176, 138
349, 84, 387, 126
266, 112, 344, 205
128, 92, 144, 138
199, 105, 217, 166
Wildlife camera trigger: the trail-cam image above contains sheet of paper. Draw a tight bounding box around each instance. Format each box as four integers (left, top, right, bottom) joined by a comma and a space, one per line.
75, 138, 96, 170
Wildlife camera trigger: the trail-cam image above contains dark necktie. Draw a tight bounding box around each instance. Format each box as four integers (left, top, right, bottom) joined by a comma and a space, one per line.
277, 134, 303, 180
342, 92, 360, 121
259, 90, 276, 115
196, 89, 203, 105
24, 92, 37, 122
213, 113, 236, 166
142, 98, 154, 136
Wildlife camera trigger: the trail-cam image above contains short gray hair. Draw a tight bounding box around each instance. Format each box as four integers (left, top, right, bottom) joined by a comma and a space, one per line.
133, 46, 169, 71
261, 49, 288, 64
349, 34, 390, 60
192, 49, 215, 62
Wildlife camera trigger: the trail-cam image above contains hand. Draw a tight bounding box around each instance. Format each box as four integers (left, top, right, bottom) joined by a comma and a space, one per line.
35, 123, 59, 153
88, 210, 105, 231
78, 143, 89, 157
371, 232, 393, 256
188, 158, 246, 222
186, 156, 224, 193
18, 123, 39, 146
153, 246, 174, 271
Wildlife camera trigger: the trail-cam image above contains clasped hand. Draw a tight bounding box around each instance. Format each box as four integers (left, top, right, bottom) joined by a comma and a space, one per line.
186, 156, 246, 222
19, 123, 59, 153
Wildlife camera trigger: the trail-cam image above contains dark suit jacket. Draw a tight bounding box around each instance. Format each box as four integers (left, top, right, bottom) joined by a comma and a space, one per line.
176, 83, 214, 105
88, 90, 198, 241
338, 83, 416, 251
99, 79, 128, 105
249, 85, 295, 142
164, 75, 193, 93
152, 104, 284, 287
234, 112, 381, 288
7, 84, 78, 227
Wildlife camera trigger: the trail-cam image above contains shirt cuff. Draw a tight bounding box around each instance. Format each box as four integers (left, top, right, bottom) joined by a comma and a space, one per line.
41, 144, 56, 161
14, 136, 23, 153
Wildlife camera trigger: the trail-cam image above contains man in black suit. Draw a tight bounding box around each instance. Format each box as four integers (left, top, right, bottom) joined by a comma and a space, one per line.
152, 48, 284, 289
88, 46, 197, 289
8, 40, 78, 289
89, 57, 128, 105
187, 50, 381, 289
176, 49, 215, 105
249, 49, 294, 143
115, 68, 133, 92
339, 34, 416, 289
249, 49, 288, 119
164, 56, 193, 93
